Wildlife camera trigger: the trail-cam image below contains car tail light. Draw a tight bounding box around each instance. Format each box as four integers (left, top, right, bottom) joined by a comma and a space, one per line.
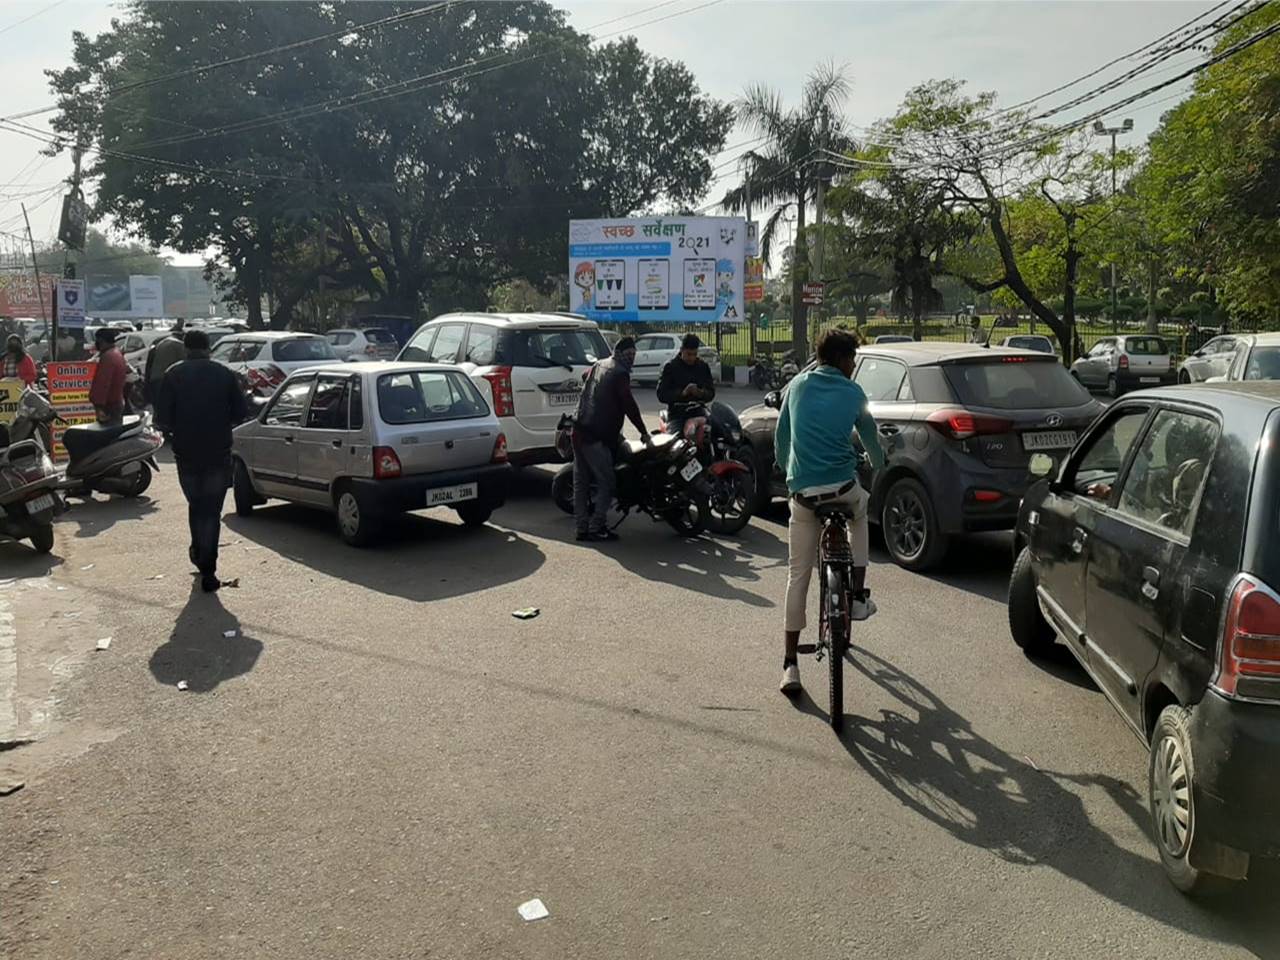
364, 344, 378, 356
926, 409, 1014, 441
1119, 354, 1130, 370
372, 446, 402, 479
1215, 576, 1280, 697
248, 364, 287, 392
481, 366, 515, 417
971, 489, 1003, 503
491, 433, 508, 463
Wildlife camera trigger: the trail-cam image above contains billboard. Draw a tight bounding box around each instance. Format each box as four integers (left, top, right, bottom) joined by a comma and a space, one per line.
0, 273, 49, 320
568, 217, 746, 324
0, 379, 21, 427
55, 279, 86, 329
86, 275, 165, 319
46, 362, 95, 462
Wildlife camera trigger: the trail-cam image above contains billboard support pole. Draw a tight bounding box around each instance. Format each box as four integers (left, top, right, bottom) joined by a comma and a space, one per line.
21, 202, 48, 334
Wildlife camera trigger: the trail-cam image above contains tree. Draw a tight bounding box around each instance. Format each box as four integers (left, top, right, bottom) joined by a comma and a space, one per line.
720, 64, 856, 356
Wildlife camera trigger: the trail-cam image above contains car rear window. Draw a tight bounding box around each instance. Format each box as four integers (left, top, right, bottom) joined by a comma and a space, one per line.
273, 338, 337, 362
1244, 346, 1280, 380
1006, 336, 1052, 351
1123, 337, 1168, 355
377, 371, 489, 424
510, 329, 608, 368
942, 358, 1090, 410
364, 329, 397, 344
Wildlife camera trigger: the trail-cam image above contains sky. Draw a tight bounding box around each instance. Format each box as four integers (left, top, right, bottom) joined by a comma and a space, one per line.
0, 0, 1214, 266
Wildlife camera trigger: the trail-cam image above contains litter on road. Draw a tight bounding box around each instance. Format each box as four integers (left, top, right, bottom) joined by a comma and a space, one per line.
176, 681, 189, 691
517, 898, 549, 921
146, 574, 165, 581
80, 564, 94, 571
222, 630, 237, 638
512, 607, 540, 620
95, 637, 112, 651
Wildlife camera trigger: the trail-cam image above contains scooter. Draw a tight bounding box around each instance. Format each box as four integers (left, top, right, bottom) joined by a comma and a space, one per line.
0, 407, 66, 554
59, 413, 163, 499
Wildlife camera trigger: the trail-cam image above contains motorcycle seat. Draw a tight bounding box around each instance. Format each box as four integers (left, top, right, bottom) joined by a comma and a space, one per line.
620, 432, 678, 462
62, 416, 143, 460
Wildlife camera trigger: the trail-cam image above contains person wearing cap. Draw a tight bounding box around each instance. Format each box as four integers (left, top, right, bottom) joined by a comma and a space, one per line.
89, 327, 128, 424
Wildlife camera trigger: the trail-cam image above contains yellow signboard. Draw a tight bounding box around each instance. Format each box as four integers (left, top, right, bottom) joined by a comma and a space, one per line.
0, 378, 21, 427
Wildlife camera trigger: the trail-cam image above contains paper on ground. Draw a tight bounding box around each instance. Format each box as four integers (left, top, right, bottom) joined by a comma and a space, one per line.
517, 899, 549, 921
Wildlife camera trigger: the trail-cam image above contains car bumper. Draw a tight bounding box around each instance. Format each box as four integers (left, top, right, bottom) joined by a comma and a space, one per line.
919, 456, 1034, 535
1118, 370, 1175, 388
349, 463, 511, 515
498, 417, 564, 465
1189, 688, 1280, 857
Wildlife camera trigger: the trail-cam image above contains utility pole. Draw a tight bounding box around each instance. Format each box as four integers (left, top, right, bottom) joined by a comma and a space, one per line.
20, 203, 48, 337
63, 141, 86, 281
811, 105, 830, 349
1093, 118, 1132, 335
741, 150, 755, 359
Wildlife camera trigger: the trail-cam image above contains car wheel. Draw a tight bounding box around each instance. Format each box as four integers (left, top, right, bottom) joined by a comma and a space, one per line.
28, 522, 54, 554
233, 459, 258, 517
1008, 547, 1055, 656
456, 500, 493, 528
1107, 374, 1120, 398
1149, 705, 1227, 896
1179, 369, 1191, 384
335, 485, 379, 547
744, 444, 773, 514
881, 476, 948, 570
551, 464, 576, 515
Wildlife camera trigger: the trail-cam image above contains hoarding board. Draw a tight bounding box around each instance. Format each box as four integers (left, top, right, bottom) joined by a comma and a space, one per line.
46, 361, 95, 462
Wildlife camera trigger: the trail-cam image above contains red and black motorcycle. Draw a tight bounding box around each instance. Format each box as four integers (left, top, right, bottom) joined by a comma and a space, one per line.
658, 400, 755, 535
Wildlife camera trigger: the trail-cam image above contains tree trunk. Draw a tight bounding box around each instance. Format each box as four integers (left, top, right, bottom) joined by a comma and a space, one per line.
984, 208, 1073, 361
791, 191, 809, 358
1062, 236, 1081, 366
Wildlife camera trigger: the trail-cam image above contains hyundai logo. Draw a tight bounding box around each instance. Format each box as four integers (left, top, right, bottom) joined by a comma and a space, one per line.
1044, 414, 1064, 427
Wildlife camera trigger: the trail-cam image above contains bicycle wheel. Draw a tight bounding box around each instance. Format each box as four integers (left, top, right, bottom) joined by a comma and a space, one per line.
824, 563, 851, 731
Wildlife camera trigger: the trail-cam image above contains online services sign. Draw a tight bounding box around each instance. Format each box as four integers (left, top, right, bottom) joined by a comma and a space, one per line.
568, 217, 746, 324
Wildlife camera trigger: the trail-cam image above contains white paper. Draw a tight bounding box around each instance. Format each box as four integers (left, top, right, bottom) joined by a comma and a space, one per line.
95, 637, 111, 651
176, 680, 189, 691
517, 899, 549, 922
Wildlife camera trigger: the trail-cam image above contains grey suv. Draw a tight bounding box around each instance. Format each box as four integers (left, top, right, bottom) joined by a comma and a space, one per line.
231, 362, 511, 546
740, 343, 1104, 570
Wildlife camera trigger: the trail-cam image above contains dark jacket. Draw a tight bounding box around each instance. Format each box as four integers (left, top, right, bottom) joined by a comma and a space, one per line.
155, 354, 248, 469
657, 357, 715, 416
575, 355, 645, 445
146, 334, 187, 388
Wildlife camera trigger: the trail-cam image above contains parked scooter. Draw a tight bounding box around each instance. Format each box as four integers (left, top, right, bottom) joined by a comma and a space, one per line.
749, 350, 801, 391
0, 400, 65, 553
659, 401, 754, 535
59, 413, 163, 499
551, 413, 711, 536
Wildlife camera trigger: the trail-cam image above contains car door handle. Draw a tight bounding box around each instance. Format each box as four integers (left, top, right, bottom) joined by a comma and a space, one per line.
1070, 529, 1088, 554
284, 435, 294, 444
878, 425, 900, 436
331, 439, 342, 449
1143, 565, 1160, 586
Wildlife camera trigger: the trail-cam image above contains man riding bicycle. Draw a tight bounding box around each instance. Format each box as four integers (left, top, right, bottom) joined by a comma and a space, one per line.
775, 329, 886, 695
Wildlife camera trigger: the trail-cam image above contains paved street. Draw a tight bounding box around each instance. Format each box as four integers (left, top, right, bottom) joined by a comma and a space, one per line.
2, 387, 1278, 959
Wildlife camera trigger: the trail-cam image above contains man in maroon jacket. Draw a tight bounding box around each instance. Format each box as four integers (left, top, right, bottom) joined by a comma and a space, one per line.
89, 328, 127, 424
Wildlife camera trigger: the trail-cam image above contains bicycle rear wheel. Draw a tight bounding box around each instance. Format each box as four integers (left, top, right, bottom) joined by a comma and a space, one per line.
823, 563, 851, 731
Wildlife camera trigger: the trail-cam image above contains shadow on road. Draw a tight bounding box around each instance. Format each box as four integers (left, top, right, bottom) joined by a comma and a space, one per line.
59, 494, 159, 538
224, 504, 544, 602
148, 583, 262, 693
817, 643, 1280, 958
0, 542, 64, 576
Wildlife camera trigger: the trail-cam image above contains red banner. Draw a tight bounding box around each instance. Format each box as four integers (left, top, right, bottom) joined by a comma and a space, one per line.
0, 273, 51, 320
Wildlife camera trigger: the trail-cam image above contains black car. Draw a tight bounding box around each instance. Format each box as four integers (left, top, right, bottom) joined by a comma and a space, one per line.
1009, 382, 1280, 894
739, 343, 1103, 569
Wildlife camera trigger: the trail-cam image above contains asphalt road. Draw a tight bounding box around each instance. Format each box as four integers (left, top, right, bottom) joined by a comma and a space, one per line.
2, 385, 1277, 959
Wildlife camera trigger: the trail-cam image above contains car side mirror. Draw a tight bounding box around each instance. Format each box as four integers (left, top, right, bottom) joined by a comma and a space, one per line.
764, 390, 781, 410
1029, 452, 1055, 479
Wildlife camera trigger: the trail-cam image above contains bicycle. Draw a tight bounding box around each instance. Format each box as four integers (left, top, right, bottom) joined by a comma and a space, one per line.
795, 495, 857, 732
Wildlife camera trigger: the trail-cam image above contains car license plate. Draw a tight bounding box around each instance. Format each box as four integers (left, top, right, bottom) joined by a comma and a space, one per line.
25, 494, 54, 515
1022, 430, 1077, 451
679, 459, 702, 482
426, 483, 477, 506
549, 391, 579, 407
1140, 376, 1159, 383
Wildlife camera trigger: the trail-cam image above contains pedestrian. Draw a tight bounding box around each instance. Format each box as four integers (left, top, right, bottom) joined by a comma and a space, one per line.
144, 318, 186, 405
2, 334, 37, 387
154, 329, 248, 593
89, 328, 127, 424
572, 335, 650, 542
656, 333, 716, 435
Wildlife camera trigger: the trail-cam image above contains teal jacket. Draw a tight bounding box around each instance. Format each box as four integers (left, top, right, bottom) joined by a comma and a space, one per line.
774, 364, 886, 494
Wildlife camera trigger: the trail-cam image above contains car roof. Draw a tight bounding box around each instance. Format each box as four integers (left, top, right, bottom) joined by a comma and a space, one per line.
290, 361, 463, 377
1239, 333, 1280, 346
859, 342, 1049, 365
226, 330, 324, 340
1126, 381, 1280, 410
426, 312, 598, 330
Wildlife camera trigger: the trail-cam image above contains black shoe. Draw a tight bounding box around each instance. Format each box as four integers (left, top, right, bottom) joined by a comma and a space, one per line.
587, 529, 620, 542
201, 574, 221, 593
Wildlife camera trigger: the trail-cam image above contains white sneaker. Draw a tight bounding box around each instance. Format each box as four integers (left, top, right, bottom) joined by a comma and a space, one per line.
779, 663, 801, 695
850, 594, 877, 621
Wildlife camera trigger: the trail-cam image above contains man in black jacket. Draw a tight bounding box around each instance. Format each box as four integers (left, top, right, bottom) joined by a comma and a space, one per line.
155, 330, 249, 592
573, 336, 650, 541
656, 333, 715, 435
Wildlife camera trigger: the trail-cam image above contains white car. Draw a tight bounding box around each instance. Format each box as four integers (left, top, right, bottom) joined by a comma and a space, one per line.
119, 329, 173, 367
998, 334, 1056, 354
210, 331, 339, 396
630, 333, 722, 385
399, 313, 610, 465
326, 327, 400, 362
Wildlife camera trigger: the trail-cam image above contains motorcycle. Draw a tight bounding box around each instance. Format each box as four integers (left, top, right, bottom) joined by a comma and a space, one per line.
550, 413, 712, 536
659, 401, 755, 536
58, 412, 163, 499
0, 394, 66, 553
750, 351, 801, 391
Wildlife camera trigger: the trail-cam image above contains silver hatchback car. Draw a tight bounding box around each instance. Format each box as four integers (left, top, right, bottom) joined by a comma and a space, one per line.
231, 362, 511, 545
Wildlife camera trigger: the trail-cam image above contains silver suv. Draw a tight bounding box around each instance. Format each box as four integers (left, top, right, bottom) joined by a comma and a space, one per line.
231, 362, 511, 546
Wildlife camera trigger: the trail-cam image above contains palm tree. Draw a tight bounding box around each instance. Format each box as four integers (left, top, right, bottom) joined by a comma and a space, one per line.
721, 63, 855, 356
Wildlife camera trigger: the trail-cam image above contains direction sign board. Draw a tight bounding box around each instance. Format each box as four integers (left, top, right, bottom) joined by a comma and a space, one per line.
801, 282, 825, 306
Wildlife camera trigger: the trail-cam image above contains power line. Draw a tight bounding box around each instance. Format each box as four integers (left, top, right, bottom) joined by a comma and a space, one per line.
0, 0, 67, 37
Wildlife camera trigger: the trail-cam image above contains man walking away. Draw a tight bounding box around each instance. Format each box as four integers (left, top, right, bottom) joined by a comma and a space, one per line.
144, 318, 186, 405
572, 335, 650, 542
774, 329, 886, 696
155, 330, 248, 593
656, 333, 715, 435
89, 328, 127, 424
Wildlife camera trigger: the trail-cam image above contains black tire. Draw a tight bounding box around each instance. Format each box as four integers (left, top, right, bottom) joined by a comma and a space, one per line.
456, 500, 493, 528
1009, 547, 1056, 656
664, 489, 709, 537
824, 563, 848, 732
551, 464, 575, 515
233, 459, 258, 517
705, 461, 754, 536
28, 522, 54, 554
881, 476, 949, 571
334, 484, 379, 547
1107, 373, 1120, 399
1149, 705, 1227, 896
123, 462, 152, 498
745, 444, 775, 515
1178, 369, 1191, 385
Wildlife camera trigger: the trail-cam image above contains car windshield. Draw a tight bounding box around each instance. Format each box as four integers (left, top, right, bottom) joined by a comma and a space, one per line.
1244, 346, 1280, 380
1124, 337, 1168, 355
1006, 336, 1052, 352
376, 370, 489, 423
273, 338, 337, 362
943, 358, 1090, 409
511, 329, 608, 367
364, 329, 396, 343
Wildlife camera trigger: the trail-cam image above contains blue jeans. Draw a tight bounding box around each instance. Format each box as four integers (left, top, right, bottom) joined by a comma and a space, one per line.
573, 440, 615, 534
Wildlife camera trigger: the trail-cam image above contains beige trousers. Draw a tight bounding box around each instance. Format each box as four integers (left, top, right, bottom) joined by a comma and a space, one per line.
784, 485, 870, 632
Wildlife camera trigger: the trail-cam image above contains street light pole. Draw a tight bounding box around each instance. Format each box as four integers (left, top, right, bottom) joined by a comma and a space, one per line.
1093, 118, 1133, 335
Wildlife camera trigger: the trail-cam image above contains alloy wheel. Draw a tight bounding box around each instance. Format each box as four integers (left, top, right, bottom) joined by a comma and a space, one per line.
887, 490, 927, 559
1152, 733, 1192, 857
